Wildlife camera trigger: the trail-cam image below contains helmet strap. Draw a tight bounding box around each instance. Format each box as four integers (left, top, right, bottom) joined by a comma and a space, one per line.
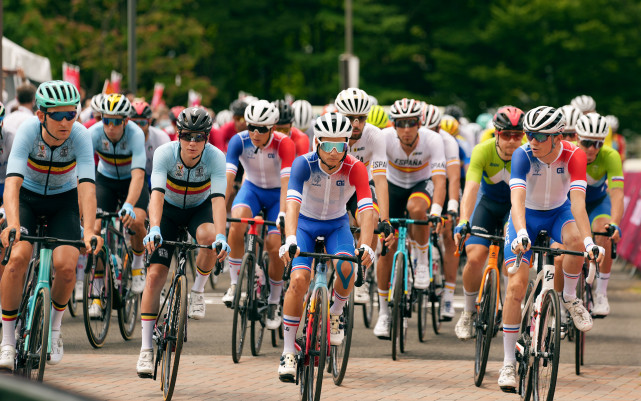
541, 136, 559, 159
317, 149, 347, 172
397, 133, 418, 148
42, 116, 61, 142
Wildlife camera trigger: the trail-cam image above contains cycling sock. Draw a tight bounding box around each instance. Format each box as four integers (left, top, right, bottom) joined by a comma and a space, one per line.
229, 257, 242, 285
132, 248, 145, 270
141, 313, 157, 350
596, 272, 610, 295
268, 278, 283, 304
51, 299, 67, 331
76, 254, 87, 282
329, 291, 348, 315
463, 289, 478, 312
1, 309, 18, 347
282, 314, 300, 354
416, 242, 429, 266
444, 281, 456, 301
502, 324, 520, 365
93, 275, 105, 297
378, 290, 389, 316
191, 265, 211, 293
562, 270, 580, 300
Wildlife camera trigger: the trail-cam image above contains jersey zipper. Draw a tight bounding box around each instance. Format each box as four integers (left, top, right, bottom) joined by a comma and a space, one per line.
321, 175, 331, 218
112, 146, 121, 180
183, 168, 191, 209
43, 149, 55, 196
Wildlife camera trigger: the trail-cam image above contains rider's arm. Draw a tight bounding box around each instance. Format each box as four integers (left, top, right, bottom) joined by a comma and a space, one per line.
125, 169, 145, 206
372, 175, 389, 221
508, 147, 529, 233
224, 134, 242, 204
426, 130, 447, 215
284, 156, 311, 237
349, 160, 374, 246
75, 122, 98, 239
568, 148, 591, 240
148, 190, 164, 228
440, 131, 462, 210
458, 139, 486, 221
278, 136, 296, 212
78, 181, 99, 238
3, 176, 22, 238
609, 187, 624, 228
149, 145, 171, 227
605, 148, 625, 228
208, 145, 228, 236
125, 123, 147, 206
459, 180, 480, 222
370, 129, 390, 221
211, 195, 227, 237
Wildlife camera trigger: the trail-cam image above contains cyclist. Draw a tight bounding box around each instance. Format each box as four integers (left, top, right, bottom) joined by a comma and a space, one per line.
137, 107, 229, 377
89, 94, 148, 298
277, 113, 375, 382
83, 94, 104, 129
0, 80, 102, 369
209, 99, 248, 152
367, 104, 391, 129
560, 105, 582, 142
334, 88, 393, 305
453, 106, 525, 340
273, 99, 310, 156
497, 106, 604, 392
130, 101, 170, 188
222, 100, 295, 331
605, 115, 626, 162
570, 95, 597, 115
165, 105, 185, 141
373, 98, 446, 339
574, 113, 624, 317
291, 99, 314, 139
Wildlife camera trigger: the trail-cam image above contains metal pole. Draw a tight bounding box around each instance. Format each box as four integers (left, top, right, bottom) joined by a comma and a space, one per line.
345, 0, 352, 55
127, 0, 136, 93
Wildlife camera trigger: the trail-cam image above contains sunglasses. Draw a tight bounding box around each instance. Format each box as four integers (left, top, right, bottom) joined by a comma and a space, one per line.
131, 119, 149, 127
498, 131, 524, 141
525, 131, 557, 143
103, 117, 125, 126
346, 115, 365, 124
179, 131, 208, 142
579, 139, 604, 149
318, 140, 348, 153
395, 119, 419, 128
247, 125, 271, 134
46, 111, 77, 122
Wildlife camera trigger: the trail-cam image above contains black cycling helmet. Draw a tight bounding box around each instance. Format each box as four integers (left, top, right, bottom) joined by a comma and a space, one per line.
273, 99, 294, 124
444, 104, 464, 121
230, 99, 249, 117
176, 107, 213, 132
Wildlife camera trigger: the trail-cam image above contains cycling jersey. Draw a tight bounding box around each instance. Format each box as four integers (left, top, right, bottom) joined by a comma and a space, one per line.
226, 131, 295, 189
286, 152, 372, 220
438, 129, 460, 171
585, 145, 624, 203
289, 127, 310, 156
466, 138, 512, 203
382, 126, 446, 189
145, 126, 171, 174
209, 120, 237, 152
349, 123, 387, 180
509, 141, 587, 211
90, 120, 146, 180
151, 141, 226, 209
6, 117, 95, 195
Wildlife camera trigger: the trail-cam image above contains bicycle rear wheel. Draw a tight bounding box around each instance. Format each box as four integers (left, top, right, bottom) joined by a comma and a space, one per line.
417, 290, 429, 342
251, 253, 269, 356
517, 281, 535, 400
430, 243, 444, 334
533, 290, 560, 401
474, 268, 497, 387
117, 252, 139, 340
362, 262, 376, 328
575, 271, 586, 375
67, 287, 78, 317
304, 286, 328, 401
231, 253, 251, 363
331, 290, 354, 385
391, 256, 404, 361
160, 274, 188, 401
23, 287, 50, 382
82, 254, 113, 348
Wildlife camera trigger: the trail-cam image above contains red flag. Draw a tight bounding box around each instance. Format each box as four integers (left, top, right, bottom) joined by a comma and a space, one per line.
188, 89, 202, 107
151, 83, 165, 109
63, 62, 81, 91
111, 70, 123, 93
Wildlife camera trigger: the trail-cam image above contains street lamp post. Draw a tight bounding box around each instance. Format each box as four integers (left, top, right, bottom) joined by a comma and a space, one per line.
128, 0, 136, 93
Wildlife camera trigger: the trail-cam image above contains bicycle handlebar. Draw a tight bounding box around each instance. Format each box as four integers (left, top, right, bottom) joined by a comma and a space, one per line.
96, 209, 136, 236
509, 241, 597, 275
282, 244, 366, 287
226, 217, 279, 226
593, 226, 617, 259
351, 225, 390, 256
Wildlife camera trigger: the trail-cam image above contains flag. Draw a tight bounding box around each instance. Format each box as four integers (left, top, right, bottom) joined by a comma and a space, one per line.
188, 89, 202, 107
111, 70, 123, 93
62, 62, 80, 91
151, 83, 165, 109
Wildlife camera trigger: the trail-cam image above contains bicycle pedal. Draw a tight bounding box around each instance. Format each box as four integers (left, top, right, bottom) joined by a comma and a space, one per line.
592, 314, 607, 319
500, 386, 517, 394
137, 372, 153, 379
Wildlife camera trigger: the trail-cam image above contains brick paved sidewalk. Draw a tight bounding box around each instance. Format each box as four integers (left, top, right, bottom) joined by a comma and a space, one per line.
42, 354, 640, 400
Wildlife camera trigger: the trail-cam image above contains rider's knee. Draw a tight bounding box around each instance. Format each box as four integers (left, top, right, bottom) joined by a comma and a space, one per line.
288, 272, 309, 295
506, 277, 527, 303
195, 225, 216, 245
265, 235, 280, 253
146, 266, 167, 289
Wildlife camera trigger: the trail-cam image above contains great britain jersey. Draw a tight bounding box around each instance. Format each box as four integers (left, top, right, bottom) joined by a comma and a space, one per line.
6, 117, 95, 195
225, 130, 295, 189
348, 123, 387, 181
89, 120, 146, 180
286, 152, 372, 220
151, 141, 227, 209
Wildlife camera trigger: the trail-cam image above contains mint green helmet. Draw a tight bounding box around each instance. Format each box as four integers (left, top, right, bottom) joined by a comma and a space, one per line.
36, 80, 81, 110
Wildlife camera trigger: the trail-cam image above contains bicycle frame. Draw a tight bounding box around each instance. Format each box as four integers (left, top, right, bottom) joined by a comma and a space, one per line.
475, 239, 502, 317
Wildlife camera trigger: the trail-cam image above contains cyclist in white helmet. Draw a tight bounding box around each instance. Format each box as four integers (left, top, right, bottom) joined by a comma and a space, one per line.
570, 95, 597, 115
560, 105, 582, 142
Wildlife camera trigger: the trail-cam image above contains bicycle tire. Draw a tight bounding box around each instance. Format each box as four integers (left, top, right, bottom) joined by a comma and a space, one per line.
251, 252, 269, 356
67, 288, 78, 317
391, 255, 404, 361
362, 262, 376, 328
23, 286, 50, 382
331, 290, 354, 385
517, 281, 535, 400
117, 251, 139, 340
231, 253, 251, 363
430, 243, 444, 334
82, 253, 113, 348
575, 270, 586, 375
160, 274, 188, 401
532, 290, 561, 401
417, 290, 429, 342
474, 268, 497, 387
306, 286, 328, 401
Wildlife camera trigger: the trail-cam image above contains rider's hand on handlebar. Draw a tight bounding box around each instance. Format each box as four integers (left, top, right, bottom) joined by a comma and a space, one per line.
279, 235, 299, 264
357, 244, 375, 268
453, 220, 470, 247
430, 214, 444, 234
511, 229, 531, 254
1, 224, 21, 248
119, 202, 137, 228
212, 234, 230, 262
377, 219, 394, 248
144, 226, 163, 253
584, 237, 605, 264
84, 233, 103, 255
606, 223, 621, 243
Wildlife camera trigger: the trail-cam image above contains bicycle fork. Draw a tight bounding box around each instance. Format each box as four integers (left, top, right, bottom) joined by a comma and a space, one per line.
25, 249, 53, 356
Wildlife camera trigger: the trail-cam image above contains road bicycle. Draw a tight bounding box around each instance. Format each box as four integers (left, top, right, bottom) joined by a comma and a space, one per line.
416, 217, 446, 341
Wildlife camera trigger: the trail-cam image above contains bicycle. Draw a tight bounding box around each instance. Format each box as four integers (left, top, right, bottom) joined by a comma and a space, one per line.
510, 230, 596, 401
146, 229, 222, 401
282, 239, 364, 401
416, 217, 445, 341
3, 227, 96, 382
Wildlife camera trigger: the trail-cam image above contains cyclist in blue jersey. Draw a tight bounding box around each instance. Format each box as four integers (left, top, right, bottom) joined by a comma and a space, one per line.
89, 94, 148, 298
277, 113, 375, 382
137, 107, 229, 377
0, 81, 102, 370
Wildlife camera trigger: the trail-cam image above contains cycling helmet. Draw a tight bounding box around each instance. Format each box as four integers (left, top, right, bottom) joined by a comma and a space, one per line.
367, 105, 389, 129
423, 103, 441, 130
322, 103, 338, 115
215, 109, 233, 127
576, 113, 609, 140
523, 106, 565, 134
244, 99, 279, 126
570, 95, 596, 113
91, 94, 104, 113
389, 98, 422, 120
334, 88, 372, 116
605, 115, 619, 132
273, 100, 294, 124
314, 112, 352, 139
560, 105, 582, 133
36, 80, 81, 110
131, 101, 152, 119
0, 102, 5, 118
292, 99, 313, 130
440, 116, 460, 136
230, 99, 249, 117
493, 106, 524, 131
169, 106, 186, 123
368, 95, 379, 106
101, 94, 132, 117
444, 104, 464, 121
476, 112, 493, 129
176, 106, 213, 132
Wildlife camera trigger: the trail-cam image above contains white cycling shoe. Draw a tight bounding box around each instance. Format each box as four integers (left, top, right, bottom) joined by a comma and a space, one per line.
413, 264, 430, 290
454, 311, 475, 340
354, 283, 370, 305
222, 285, 236, 308
592, 293, 610, 317
137, 349, 153, 378
498, 363, 517, 393
48, 330, 63, 366
562, 295, 593, 332
373, 314, 391, 339
188, 290, 206, 320
0, 345, 16, 371
330, 314, 345, 346
278, 353, 297, 383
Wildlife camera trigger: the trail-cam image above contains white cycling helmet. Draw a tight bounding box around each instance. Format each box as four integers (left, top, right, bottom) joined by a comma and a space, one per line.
422, 103, 441, 130
576, 113, 609, 140
523, 106, 565, 134
244, 99, 279, 126
292, 99, 313, 130
334, 88, 372, 116
560, 105, 582, 133
91, 94, 104, 113
314, 112, 352, 140
389, 98, 422, 120
215, 109, 233, 127
570, 95, 596, 113
101, 93, 132, 117
605, 115, 619, 132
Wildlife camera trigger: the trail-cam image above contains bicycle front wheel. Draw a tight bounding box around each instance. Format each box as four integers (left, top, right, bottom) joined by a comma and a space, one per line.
474, 268, 497, 387
417, 290, 429, 342
25, 287, 51, 382
231, 253, 251, 363
331, 290, 354, 385
575, 270, 586, 375
82, 255, 113, 348
430, 243, 444, 334
160, 274, 188, 401
391, 255, 404, 361
117, 252, 139, 340
251, 253, 269, 356
304, 286, 328, 401
362, 262, 376, 328
532, 290, 560, 401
